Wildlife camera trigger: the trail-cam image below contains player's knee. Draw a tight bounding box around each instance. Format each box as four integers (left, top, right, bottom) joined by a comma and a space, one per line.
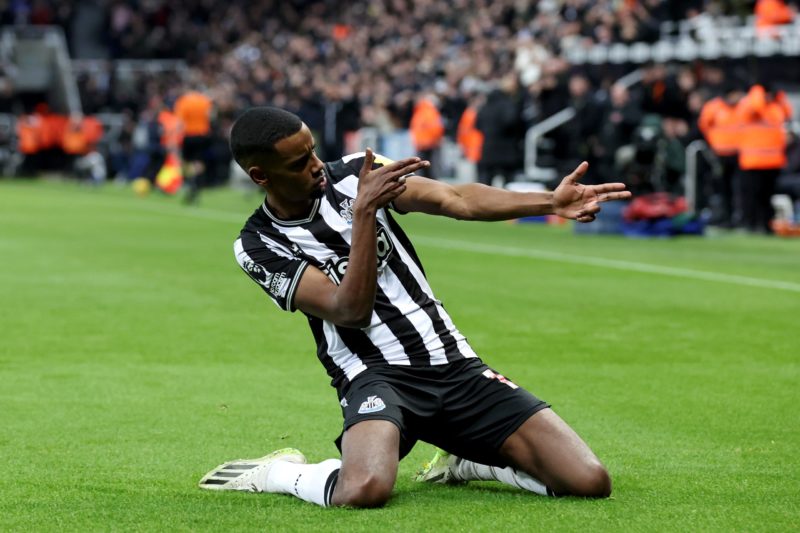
572, 463, 612, 498
337, 474, 394, 508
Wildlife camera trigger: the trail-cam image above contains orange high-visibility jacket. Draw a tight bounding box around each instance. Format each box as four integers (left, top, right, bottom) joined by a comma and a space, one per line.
409, 99, 444, 151
174, 92, 212, 136
456, 106, 484, 163
16, 115, 42, 154
83, 116, 104, 146
62, 120, 89, 155
756, 0, 794, 30
62, 116, 104, 155
698, 97, 741, 157
736, 85, 793, 170
158, 110, 184, 149
39, 113, 67, 151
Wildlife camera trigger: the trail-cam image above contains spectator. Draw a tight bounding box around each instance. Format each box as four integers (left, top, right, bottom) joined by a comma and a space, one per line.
475, 75, 525, 187
321, 85, 361, 161
0, 64, 16, 113
558, 71, 603, 180
595, 83, 642, 186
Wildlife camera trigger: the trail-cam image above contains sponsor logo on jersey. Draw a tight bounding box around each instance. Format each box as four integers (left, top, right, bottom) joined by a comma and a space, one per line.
268, 272, 290, 298
242, 260, 290, 298
357, 395, 386, 414
323, 225, 395, 284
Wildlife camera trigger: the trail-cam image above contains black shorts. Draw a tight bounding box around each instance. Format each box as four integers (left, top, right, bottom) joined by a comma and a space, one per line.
181, 135, 210, 162
335, 358, 549, 467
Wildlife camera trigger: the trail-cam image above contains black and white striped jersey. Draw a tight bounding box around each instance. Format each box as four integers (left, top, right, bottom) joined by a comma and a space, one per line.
234, 152, 478, 392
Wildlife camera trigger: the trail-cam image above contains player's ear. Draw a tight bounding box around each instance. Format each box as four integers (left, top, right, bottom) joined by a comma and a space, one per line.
249, 166, 268, 187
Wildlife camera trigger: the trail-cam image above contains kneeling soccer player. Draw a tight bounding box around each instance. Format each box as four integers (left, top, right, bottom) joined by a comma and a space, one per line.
199, 107, 630, 507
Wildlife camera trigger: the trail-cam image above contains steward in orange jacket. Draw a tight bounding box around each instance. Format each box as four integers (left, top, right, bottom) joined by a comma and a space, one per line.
698, 91, 744, 226
735, 84, 793, 232
16, 114, 42, 155
736, 85, 792, 171
16, 113, 45, 175
158, 109, 184, 152
62, 116, 104, 156
409, 96, 444, 178
62, 118, 88, 155
698, 96, 740, 158
456, 106, 483, 164
410, 97, 444, 152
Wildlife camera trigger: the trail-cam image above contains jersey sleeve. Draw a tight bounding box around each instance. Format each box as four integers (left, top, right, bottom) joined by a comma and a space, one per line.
234, 235, 309, 312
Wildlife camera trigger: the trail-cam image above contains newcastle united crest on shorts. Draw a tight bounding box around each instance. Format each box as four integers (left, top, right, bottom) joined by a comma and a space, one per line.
357, 395, 386, 414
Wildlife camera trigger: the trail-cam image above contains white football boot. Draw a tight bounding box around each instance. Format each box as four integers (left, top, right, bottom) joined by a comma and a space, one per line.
199, 447, 307, 492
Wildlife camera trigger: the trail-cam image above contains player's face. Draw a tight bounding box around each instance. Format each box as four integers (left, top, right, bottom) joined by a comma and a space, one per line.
265, 124, 326, 202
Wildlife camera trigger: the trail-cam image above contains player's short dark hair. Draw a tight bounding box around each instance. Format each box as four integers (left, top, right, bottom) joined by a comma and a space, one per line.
230, 107, 303, 170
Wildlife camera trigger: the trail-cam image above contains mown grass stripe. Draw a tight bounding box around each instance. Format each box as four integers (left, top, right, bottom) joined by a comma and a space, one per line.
98, 196, 800, 294
413, 236, 800, 293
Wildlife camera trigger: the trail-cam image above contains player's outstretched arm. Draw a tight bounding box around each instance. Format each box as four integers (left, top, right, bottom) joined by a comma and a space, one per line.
293, 149, 429, 328
393, 161, 630, 223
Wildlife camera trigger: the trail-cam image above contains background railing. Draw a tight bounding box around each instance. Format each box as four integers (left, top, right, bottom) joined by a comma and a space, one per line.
565, 18, 800, 65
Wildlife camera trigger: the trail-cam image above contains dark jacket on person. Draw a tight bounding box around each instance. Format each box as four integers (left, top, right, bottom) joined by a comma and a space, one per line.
475, 89, 525, 168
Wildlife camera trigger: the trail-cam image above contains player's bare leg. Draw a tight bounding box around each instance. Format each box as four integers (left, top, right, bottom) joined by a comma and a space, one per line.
499, 408, 611, 497
417, 408, 610, 498
331, 419, 401, 508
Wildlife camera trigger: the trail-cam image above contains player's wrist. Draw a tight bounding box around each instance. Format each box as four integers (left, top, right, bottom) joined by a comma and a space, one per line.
352, 202, 377, 219
529, 191, 555, 216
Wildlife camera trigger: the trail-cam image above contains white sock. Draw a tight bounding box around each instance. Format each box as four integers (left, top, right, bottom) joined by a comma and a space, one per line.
453, 459, 553, 496
265, 459, 342, 507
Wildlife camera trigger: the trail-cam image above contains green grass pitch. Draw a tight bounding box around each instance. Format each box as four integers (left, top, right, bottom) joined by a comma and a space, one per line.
1, 179, 798, 531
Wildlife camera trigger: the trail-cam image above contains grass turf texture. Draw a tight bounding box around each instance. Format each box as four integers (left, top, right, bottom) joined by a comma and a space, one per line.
1, 179, 798, 532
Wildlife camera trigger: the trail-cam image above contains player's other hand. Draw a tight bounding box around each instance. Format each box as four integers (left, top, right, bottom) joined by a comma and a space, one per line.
356, 148, 429, 211
552, 161, 632, 223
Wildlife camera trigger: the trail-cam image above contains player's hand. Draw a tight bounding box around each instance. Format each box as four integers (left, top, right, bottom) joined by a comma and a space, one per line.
552, 161, 631, 223
356, 148, 429, 211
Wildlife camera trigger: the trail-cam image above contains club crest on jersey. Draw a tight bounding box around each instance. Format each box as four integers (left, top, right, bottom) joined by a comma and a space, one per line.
358, 395, 386, 414
339, 198, 355, 224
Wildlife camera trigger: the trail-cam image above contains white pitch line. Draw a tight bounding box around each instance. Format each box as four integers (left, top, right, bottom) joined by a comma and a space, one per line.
413, 236, 800, 294
112, 198, 800, 294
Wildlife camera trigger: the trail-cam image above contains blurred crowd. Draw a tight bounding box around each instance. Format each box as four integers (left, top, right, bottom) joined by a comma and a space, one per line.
3, 0, 799, 226
4, 0, 740, 124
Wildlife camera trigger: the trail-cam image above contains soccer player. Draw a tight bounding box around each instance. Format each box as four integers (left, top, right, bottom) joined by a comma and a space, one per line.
199, 107, 631, 507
